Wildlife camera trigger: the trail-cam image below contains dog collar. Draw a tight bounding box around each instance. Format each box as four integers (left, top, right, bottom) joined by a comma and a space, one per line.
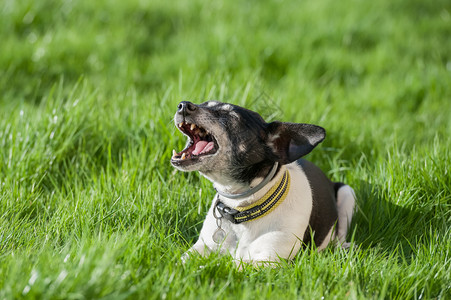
214, 162, 279, 199
214, 170, 291, 224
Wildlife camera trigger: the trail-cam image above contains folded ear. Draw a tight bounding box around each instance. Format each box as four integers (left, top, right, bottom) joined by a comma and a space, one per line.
266, 121, 326, 164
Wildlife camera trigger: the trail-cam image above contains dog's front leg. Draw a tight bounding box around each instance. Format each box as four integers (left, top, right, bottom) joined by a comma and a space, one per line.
235, 231, 302, 266
182, 198, 236, 262
181, 239, 212, 263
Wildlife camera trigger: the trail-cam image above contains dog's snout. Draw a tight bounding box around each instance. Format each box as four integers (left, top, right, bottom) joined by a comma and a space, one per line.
177, 101, 197, 115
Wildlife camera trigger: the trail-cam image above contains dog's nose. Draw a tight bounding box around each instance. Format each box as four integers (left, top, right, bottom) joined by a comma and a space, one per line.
177, 101, 197, 114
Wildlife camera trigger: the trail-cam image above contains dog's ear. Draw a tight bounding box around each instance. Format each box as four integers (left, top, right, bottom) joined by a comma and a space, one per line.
266, 121, 326, 164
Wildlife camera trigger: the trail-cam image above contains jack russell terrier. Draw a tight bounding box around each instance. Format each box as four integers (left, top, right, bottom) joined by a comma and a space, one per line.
171, 101, 355, 265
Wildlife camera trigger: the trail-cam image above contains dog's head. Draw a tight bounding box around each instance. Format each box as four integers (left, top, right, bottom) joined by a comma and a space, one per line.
171, 101, 325, 185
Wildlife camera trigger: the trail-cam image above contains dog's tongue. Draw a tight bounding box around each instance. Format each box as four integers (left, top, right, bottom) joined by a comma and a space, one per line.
192, 141, 214, 155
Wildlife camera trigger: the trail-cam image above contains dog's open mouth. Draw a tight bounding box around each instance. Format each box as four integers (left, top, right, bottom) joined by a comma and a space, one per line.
172, 121, 218, 163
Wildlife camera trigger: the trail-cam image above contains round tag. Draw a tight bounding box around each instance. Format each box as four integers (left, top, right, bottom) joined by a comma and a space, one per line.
212, 228, 226, 244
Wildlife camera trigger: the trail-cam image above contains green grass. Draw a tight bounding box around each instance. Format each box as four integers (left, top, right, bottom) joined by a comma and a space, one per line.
1, 0, 450, 298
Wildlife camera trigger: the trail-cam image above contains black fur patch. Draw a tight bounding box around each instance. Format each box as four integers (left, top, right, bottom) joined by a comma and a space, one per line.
174, 101, 326, 188
198, 102, 278, 183
297, 159, 338, 247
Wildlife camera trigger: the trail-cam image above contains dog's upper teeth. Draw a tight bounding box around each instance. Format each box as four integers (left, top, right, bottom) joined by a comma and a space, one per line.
172, 149, 177, 157
190, 124, 196, 130
178, 122, 184, 128
181, 153, 186, 160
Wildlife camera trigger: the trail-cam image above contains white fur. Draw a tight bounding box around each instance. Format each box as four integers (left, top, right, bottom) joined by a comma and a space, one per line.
336, 185, 356, 243
318, 226, 335, 251
186, 162, 315, 264
238, 143, 247, 153
220, 104, 233, 111
266, 133, 280, 149
185, 163, 356, 265
206, 101, 220, 107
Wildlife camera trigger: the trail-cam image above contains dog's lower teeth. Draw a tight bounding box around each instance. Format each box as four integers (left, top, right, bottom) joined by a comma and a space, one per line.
181, 153, 186, 160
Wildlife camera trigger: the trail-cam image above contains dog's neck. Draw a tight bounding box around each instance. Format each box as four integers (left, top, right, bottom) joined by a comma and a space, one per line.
202, 162, 286, 208
214, 162, 279, 199
201, 162, 277, 194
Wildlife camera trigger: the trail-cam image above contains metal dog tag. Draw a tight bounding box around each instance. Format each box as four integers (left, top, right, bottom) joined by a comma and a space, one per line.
212, 195, 226, 244
212, 227, 226, 244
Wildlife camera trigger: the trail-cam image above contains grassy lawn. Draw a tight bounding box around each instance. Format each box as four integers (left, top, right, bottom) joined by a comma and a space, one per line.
1, 0, 450, 298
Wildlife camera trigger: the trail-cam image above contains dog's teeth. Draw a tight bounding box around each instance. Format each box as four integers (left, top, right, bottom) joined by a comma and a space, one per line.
178, 122, 183, 128
172, 150, 177, 157
190, 124, 196, 130
181, 153, 186, 160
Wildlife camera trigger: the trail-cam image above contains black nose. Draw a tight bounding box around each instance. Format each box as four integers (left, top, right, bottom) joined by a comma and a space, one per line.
177, 101, 197, 114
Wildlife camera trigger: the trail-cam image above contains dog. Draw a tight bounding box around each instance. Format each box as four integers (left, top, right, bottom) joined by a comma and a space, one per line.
171, 101, 355, 265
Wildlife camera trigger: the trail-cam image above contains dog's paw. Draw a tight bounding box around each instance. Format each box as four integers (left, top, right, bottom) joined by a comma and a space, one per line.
233, 258, 282, 270
341, 242, 351, 249
340, 242, 359, 251
181, 250, 199, 265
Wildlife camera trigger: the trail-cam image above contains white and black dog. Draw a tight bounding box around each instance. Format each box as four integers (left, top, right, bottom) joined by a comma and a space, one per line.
171, 101, 355, 265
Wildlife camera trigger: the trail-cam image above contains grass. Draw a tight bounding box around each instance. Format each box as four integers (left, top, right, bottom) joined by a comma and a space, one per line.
1, 0, 450, 298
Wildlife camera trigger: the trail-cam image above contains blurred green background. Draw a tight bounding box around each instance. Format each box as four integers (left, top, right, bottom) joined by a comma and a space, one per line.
2, 0, 451, 146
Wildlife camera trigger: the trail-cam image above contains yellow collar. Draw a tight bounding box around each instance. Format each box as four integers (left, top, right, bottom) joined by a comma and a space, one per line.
215, 170, 291, 224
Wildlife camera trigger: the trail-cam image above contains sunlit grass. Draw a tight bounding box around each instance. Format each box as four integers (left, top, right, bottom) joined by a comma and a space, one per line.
0, 0, 450, 298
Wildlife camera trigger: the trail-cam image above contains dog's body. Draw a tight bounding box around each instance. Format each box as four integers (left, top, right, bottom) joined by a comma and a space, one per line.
171, 101, 355, 264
